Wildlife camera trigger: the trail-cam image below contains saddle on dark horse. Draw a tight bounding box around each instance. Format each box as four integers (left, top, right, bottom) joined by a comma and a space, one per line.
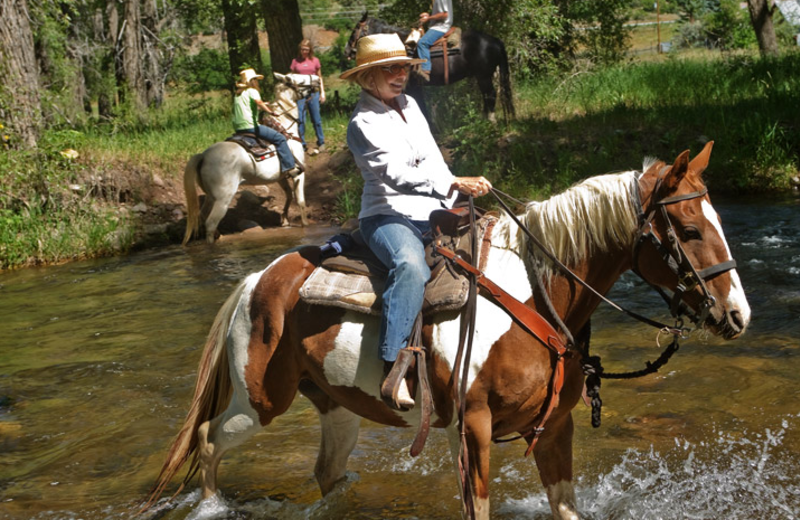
429, 26, 462, 58
407, 27, 462, 84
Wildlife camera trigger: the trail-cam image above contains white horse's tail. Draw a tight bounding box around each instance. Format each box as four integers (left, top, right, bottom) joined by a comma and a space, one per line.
142, 281, 247, 511
182, 153, 203, 245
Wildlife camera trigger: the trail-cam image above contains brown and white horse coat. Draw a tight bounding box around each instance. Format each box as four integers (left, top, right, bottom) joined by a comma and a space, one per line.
150, 143, 750, 519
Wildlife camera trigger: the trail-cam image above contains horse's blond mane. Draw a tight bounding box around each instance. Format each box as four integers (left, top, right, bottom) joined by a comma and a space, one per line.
493, 170, 641, 283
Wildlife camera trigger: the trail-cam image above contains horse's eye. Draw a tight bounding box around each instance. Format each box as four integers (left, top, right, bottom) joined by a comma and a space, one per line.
682, 226, 702, 241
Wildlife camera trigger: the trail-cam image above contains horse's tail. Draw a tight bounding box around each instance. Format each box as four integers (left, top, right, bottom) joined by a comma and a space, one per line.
498, 43, 516, 120
142, 280, 247, 511
182, 153, 203, 246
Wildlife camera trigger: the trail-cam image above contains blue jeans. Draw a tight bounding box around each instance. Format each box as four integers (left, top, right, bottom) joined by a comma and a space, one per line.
417, 28, 446, 72
360, 215, 431, 363
238, 125, 295, 171
297, 91, 324, 149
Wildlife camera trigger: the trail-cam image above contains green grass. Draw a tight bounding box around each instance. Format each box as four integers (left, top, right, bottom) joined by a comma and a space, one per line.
82, 91, 232, 171
433, 50, 800, 201
0, 205, 131, 269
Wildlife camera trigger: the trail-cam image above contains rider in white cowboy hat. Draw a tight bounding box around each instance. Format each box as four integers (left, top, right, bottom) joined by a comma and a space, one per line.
341, 33, 492, 411
232, 68, 302, 178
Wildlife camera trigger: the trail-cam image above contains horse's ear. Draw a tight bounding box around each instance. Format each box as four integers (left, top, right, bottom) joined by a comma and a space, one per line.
361, 11, 368, 22
688, 140, 714, 177
663, 149, 691, 193
274, 72, 285, 83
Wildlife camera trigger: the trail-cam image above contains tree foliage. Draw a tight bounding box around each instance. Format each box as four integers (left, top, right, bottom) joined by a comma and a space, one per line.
5, 0, 798, 150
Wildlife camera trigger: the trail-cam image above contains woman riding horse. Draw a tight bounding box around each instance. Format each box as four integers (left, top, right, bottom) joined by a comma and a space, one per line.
341, 33, 493, 409
345, 13, 515, 121
233, 68, 302, 179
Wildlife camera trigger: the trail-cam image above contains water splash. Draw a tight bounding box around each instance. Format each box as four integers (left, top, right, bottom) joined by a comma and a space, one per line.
499, 419, 800, 519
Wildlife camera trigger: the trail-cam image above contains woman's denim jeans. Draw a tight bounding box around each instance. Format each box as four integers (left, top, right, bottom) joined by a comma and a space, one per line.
417, 28, 446, 73
360, 214, 431, 362
297, 92, 324, 149
238, 125, 295, 171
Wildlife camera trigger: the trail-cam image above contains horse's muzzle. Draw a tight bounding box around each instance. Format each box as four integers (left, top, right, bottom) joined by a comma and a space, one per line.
706, 306, 748, 340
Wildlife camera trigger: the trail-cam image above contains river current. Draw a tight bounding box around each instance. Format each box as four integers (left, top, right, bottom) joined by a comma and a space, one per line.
0, 195, 798, 519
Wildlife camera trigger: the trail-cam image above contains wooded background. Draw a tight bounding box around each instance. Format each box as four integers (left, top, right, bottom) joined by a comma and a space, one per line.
0, 0, 792, 150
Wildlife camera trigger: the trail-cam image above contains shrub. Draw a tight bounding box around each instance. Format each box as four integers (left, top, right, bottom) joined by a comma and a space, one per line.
171, 48, 231, 92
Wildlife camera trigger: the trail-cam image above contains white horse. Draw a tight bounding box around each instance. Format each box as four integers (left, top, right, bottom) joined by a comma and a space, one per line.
183, 73, 315, 245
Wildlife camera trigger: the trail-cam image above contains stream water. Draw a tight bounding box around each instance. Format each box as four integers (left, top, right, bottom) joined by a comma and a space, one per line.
1, 195, 798, 520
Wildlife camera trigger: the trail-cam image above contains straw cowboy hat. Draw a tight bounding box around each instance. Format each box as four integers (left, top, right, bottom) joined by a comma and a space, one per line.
340, 33, 424, 79
236, 68, 264, 88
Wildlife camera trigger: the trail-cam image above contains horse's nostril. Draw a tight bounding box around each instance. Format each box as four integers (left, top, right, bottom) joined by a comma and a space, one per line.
730, 310, 744, 332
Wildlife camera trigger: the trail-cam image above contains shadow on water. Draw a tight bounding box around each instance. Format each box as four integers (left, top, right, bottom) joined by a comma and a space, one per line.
0, 194, 798, 519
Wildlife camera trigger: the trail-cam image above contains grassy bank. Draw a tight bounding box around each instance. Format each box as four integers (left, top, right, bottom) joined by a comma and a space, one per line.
2, 51, 798, 269
439, 50, 800, 199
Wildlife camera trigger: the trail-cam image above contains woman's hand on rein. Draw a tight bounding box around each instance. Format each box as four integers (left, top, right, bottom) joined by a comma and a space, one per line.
450, 176, 493, 198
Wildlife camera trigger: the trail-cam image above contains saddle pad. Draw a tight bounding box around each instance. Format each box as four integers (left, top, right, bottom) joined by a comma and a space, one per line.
299, 267, 383, 315
298, 258, 470, 317
429, 48, 460, 59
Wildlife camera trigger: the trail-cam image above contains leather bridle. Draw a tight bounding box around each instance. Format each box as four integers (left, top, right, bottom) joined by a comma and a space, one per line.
632, 167, 737, 328
268, 85, 305, 140
347, 21, 370, 59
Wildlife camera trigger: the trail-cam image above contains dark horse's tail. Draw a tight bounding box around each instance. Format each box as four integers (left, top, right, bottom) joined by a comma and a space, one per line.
498, 42, 515, 120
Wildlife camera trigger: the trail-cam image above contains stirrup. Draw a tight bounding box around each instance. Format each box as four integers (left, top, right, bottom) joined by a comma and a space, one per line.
381, 348, 417, 411
282, 165, 303, 179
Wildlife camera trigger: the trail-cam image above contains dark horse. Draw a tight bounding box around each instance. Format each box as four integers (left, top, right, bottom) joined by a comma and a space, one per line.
345, 13, 515, 122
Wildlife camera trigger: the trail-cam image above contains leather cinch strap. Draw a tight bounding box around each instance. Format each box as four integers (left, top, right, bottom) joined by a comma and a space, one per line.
434, 244, 568, 455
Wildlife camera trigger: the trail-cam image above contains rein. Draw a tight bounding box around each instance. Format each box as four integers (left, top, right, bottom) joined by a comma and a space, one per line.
489, 170, 736, 429
267, 92, 303, 143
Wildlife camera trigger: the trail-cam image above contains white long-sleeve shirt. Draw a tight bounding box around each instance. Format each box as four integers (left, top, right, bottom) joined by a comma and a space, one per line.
347, 91, 456, 221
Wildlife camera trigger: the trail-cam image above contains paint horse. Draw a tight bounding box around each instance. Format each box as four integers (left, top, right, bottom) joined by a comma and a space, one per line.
182, 73, 312, 245
148, 142, 750, 519
345, 13, 515, 122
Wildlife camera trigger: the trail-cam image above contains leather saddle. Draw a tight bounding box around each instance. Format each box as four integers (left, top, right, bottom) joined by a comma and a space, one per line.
299, 206, 496, 316
429, 27, 461, 58
226, 133, 277, 162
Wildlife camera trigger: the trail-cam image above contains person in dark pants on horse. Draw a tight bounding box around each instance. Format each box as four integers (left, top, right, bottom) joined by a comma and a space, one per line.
290, 39, 326, 156
416, 0, 453, 83
232, 68, 302, 178
340, 34, 492, 410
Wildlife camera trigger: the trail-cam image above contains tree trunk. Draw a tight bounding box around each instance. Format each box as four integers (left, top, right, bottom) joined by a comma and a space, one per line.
746, 0, 780, 56
141, 0, 174, 108
221, 0, 263, 81
117, 0, 147, 109
262, 0, 303, 74
0, 0, 42, 148
99, 0, 119, 118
